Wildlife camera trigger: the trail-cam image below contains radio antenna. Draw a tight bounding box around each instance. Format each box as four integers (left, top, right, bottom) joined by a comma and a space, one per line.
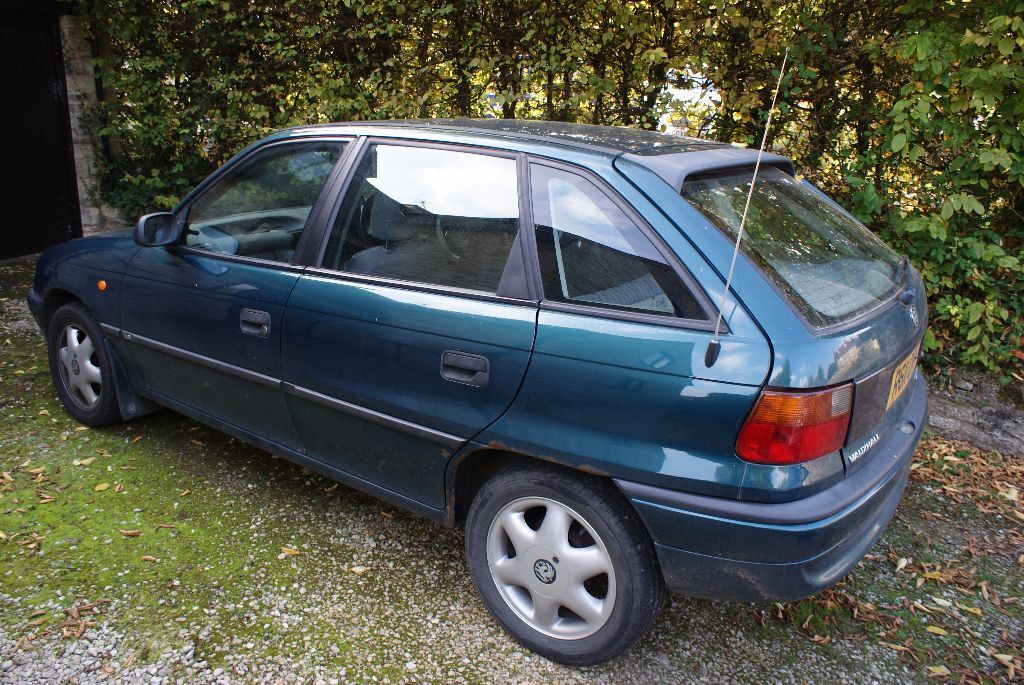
705, 47, 790, 368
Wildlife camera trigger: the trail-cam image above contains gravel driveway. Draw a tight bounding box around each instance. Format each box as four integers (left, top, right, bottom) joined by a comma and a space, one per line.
1, 257, 1021, 684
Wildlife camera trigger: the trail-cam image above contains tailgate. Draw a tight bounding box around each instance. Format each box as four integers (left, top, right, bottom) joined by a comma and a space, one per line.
841, 281, 927, 474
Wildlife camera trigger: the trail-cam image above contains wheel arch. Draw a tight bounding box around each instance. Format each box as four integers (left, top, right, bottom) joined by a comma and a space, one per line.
40, 287, 81, 331
445, 445, 624, 529
44, 294, 160, 422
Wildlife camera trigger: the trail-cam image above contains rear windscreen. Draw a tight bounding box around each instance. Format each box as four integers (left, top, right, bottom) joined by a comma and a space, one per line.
681, 167, 901, 328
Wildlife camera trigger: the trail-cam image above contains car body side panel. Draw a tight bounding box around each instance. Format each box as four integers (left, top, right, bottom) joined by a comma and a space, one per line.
282, 273, 538, 508
474, 308, 844, 501
120, 246, 303, 449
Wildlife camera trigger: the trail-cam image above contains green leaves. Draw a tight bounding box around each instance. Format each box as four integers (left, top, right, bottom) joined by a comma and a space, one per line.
80, 0, 1024, 379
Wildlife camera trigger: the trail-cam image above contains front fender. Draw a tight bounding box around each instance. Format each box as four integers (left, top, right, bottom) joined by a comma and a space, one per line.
32, 230, 138, 330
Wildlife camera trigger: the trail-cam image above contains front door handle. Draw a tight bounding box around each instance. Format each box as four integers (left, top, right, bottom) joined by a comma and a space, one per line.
240, 308, 271, 338
440, 350, 489, 387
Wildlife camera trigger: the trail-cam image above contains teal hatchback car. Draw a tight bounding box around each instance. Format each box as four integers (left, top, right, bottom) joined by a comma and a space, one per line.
29, 119, 927, 664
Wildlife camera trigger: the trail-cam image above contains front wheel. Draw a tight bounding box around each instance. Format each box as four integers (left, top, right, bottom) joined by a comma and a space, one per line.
465, 463, 663, 665
47, 302, 122, 427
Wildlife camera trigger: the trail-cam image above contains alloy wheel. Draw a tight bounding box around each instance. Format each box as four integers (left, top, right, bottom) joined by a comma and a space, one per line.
485, 496, 616, 640
57, 323, 102, 410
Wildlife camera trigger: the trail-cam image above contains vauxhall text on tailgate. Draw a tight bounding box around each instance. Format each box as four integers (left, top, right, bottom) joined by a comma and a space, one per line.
29, 119, 927, 665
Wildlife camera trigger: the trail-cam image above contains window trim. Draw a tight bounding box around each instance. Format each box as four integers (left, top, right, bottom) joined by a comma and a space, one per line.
309, 136, 537, 302
525, 157, 721, 333
170, 136, 356, 267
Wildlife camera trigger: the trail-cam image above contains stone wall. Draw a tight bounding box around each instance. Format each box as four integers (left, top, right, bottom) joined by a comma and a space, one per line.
59, 14, 125, 235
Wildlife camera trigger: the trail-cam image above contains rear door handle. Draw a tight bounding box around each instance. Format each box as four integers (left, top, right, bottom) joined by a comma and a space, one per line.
440, 350, 490, 387
240, 308, 271, 338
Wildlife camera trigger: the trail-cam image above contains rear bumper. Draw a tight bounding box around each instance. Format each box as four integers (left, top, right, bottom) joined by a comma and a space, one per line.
617, 371, 928, 602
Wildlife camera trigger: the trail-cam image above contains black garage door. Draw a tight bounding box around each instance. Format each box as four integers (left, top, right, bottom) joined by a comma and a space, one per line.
0, 2, 81, 260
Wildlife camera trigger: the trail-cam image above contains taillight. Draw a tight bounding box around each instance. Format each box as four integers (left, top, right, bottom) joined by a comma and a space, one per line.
736, 384, 853, 465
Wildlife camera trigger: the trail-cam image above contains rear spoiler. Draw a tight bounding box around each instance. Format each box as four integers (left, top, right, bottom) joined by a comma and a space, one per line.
617, 146, 796, 192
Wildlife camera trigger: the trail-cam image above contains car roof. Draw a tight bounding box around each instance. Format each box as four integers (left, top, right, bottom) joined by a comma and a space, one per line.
276, 118, 795, 191
288, 118, 724, 154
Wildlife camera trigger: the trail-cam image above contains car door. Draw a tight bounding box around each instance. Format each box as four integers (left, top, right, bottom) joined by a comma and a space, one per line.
281, 141, 538, 509
120, 139, 349, 450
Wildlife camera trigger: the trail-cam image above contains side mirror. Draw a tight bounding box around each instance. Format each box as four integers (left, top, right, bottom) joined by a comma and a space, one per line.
134, 212, 181, 247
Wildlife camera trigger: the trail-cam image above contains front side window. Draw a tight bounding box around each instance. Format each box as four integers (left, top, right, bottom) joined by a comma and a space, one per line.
185, 141, 346, 261
531, 164, 707, 320
681, 167, 901, 327
322, 144, 521, 294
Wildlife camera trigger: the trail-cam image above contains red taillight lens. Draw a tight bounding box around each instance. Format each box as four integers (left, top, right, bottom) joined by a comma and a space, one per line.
736, 384, 853, 465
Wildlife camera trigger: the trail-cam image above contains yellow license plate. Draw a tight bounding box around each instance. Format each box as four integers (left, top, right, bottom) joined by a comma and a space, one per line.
886, 351, 917, 410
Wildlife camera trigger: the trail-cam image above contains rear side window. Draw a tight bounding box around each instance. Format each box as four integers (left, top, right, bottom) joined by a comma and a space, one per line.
530, 164, 707, 320
323, 144, 520, 294
681, 167, 901, 328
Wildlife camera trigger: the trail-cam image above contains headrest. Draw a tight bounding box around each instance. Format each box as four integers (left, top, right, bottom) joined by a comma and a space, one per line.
368, 191, 435, 242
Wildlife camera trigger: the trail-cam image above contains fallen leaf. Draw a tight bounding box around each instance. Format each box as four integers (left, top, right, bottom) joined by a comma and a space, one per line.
118, 529, 142, 537
73, 458, 96, 467
94, 483, 110, 492
114, 484, 124, 493
896, 558, 909, 572
955, 601, 982, 616
926, 626, 948, 636
178, 489, 190, 497
926, 665, 951, 677
277, 547, 300, 560
350, 565, 367, 574
994, 654, 1014, 666
140, 555, 157, 563
38, 409, 50, 417
130, 436, 144, 444
932, 597, 952, 608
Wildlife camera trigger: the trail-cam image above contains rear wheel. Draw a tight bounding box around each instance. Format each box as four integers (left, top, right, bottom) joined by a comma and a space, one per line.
47, 302, 122, 427
465, 463, 662, 665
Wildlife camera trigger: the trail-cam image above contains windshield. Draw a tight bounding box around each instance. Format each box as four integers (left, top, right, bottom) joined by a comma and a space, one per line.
681, 167, 901, 328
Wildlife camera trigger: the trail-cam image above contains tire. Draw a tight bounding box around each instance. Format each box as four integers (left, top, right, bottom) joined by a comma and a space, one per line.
47, 302, 122, 427
465, 462, 663, 665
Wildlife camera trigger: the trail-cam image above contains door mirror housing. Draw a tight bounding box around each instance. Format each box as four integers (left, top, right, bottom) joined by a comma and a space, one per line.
134, 212, 181, 247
